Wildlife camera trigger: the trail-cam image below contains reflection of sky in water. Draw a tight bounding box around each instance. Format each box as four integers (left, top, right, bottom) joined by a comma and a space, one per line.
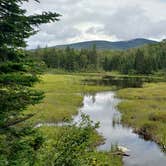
74, 92, 166, 166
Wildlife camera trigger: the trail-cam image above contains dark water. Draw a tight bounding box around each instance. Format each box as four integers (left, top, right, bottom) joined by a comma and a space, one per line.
83, 75, 165, 88
74, 92, 166, 166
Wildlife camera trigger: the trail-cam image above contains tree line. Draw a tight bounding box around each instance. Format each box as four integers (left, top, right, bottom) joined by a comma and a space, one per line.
29, 45, 100, 72
103, 41, 166, 74
29, 41, 166, 75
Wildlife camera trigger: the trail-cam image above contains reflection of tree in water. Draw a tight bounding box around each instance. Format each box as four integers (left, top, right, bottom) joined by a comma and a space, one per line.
92, 95, 96, 103
85, 94, 96, 104
91, 94, 96, 104
84, 76, 163, 89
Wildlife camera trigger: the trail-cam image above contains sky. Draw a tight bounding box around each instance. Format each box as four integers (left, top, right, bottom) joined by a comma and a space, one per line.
23, 0, 166, 49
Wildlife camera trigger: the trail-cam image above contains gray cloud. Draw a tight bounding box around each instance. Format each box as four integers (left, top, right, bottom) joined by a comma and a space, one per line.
24, 0, 166, 49
101, 6, 166, 40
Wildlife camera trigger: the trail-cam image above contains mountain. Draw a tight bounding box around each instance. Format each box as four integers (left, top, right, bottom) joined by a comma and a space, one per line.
55, 38, 157, 50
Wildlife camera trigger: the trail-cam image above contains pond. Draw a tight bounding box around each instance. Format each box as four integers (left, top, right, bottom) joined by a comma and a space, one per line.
83, 75, 165, 88
74, 92, 166, 166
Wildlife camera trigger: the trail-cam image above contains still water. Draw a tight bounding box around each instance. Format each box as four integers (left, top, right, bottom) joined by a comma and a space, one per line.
83, 75, 165, 88
74, 92, 166, 166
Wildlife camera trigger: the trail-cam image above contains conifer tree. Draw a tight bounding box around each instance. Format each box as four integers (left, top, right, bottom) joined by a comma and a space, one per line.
0, 0, 60, 165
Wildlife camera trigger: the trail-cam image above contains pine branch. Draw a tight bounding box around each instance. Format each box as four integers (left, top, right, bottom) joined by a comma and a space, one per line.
0, 114, 35, 130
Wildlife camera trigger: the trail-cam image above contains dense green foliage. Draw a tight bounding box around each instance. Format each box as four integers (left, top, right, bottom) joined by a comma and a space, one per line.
36, 115, 122, 166
0, 0, 60, 165
103, 41, 166, 74
52, 115, 99, 166
29, 41, 166, 75
29, 45, 100, 72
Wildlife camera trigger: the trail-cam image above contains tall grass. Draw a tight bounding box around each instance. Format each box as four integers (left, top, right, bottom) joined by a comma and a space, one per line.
117, 82, 166, 151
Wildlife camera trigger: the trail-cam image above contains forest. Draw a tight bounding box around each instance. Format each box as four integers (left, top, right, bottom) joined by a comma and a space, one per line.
28, 41, 166, 75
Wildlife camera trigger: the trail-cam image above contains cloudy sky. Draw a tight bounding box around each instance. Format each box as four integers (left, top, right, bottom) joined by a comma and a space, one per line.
23, 0, 166, 49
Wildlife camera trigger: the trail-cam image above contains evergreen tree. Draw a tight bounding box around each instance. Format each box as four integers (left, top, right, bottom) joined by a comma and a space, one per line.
135, 49, 145, 74
103, 56, 109, 71
0, 0, 60, 165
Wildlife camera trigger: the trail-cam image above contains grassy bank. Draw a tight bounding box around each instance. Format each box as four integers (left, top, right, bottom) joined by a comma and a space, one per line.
27, 73, 122, 165
117, 82, 166, 151
27, 74, 112, 124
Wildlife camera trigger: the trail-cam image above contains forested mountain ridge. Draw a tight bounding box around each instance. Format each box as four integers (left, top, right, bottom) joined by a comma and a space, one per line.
55, 38, 157, 50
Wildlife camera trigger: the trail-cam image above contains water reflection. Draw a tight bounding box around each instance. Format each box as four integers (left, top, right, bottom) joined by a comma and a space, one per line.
83, 75, 165, 88
74, 92, 166, 166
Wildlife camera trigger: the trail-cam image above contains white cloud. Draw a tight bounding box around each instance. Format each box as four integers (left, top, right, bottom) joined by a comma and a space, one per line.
24, 0, 166, 49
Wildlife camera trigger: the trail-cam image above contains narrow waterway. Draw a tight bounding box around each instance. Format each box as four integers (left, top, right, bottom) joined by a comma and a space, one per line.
74, 92, 166, 166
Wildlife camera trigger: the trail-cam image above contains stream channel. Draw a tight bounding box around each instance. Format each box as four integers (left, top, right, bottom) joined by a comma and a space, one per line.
74, 91, 166, 166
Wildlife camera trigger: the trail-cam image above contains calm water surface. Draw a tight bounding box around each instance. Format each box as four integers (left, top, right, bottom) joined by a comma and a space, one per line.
74, 92, 166, 166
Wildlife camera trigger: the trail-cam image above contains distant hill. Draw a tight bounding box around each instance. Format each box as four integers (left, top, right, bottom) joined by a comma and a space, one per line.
55, 38, 157, 50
